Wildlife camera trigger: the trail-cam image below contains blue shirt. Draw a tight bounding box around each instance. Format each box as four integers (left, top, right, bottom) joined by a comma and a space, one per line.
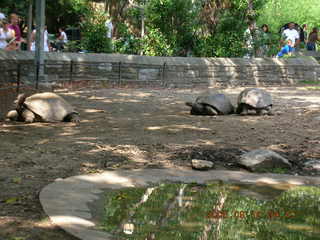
277, 45, 293, 57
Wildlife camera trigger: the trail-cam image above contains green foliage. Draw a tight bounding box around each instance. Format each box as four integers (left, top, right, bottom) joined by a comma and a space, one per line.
101, 182, 320, 239
144, 0, 200, 56
192, 4, 251, 58
80, 9, 112, 53
6, 0, 318, 56
113, 22, 141, 55
0, 0, 28, 17
64, 40, 81, 52
299, 80, 320, 85
140, 28, 174, 56
138, 0, 267, 57
0, 0, 90, 33
257, 0, 320, 33
193, 33, 246, 57
46, 0, 90, 32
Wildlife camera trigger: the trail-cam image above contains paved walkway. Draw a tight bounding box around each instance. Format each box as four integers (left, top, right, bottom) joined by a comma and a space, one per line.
40, 169, 320, 240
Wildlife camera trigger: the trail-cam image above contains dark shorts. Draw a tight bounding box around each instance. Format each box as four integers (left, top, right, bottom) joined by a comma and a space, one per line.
307, 42, 316, 51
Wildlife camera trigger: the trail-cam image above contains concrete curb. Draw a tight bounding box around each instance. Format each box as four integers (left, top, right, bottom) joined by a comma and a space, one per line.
40, 169, 320, 240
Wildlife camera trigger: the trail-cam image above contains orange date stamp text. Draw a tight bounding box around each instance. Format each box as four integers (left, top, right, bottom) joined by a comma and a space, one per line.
207, 210, 296, 219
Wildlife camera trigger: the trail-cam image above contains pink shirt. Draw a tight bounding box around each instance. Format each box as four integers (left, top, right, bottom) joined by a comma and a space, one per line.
9, 24, 21, 41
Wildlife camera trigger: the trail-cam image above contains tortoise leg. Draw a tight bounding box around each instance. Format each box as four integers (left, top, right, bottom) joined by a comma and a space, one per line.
64, 112, 80, 122
240, 104, 249, 116
236, 104, 243, 114
204, 106, 218, 116
22, 109, 36, 123
266, 106, 274, 116
256, 109, 263, 115
6, 110, 19, 121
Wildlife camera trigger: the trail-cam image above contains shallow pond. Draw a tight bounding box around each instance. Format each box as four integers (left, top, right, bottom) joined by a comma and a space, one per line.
98, 181, 320, 240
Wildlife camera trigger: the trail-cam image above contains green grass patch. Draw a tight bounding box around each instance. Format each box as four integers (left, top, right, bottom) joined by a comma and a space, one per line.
298, 80, 320, 85
99, 182, 320, 240
305, 86, 320, 91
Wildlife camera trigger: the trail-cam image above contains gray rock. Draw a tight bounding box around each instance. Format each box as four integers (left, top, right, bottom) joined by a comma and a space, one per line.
191, 159, 214, 170
238, 149, 291, 172
303, 160, 320, 171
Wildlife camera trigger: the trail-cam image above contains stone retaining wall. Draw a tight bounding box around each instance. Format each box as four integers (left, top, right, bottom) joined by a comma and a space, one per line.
0, 50, 320, 88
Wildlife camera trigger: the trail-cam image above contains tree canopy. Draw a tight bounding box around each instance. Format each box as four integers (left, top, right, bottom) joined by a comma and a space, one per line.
257, 0, 320, 32
0, 0, 319, 56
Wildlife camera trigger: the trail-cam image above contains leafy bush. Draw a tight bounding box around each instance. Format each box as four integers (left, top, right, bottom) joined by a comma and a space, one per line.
80, 9, 112, 53
257, 0, 320, 33
113, 23, 141, 55
140, 28, 173, 56
64, 40, 81, 53
145, 0, 200, 56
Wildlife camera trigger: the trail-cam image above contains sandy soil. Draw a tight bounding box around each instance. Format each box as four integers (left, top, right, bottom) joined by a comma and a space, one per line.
1, 86, 320, 240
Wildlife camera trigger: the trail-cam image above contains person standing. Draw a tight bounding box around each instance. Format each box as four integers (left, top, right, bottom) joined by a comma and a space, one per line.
105, 18, 113, 39
243, 22, 256, 58
0, 20, 15, 50
300, 24, 308, 46
307, 27, 319, 51
8, 13, 23, 50
30, 26, 50, 52
257, 24, 271, 57
282, 22, 300, 51
105, 16, 113, 51
0, 10, 6, 21
56, 27, 68, 51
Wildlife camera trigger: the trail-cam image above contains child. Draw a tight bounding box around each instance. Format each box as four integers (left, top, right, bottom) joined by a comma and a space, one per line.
276, 39, 294, 58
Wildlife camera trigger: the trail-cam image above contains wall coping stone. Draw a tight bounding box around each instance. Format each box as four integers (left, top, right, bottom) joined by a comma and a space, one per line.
0, 50, 319, 67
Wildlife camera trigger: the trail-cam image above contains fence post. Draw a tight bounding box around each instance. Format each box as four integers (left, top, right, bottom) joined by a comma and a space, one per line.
35, 61, 40, 90
161, 62, 166, 86
69, 60, 73, 84
118, 61, 122, 87
16, 63, 21, 93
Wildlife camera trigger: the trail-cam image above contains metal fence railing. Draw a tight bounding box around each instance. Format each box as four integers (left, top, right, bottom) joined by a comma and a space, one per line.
4, 58, 315, 120
0, 60, 214, 120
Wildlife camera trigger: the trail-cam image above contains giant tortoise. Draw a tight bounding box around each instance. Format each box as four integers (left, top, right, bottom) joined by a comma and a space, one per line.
6, 92, 80, 123
186, 93, 234, 115
236, 88, 273, 115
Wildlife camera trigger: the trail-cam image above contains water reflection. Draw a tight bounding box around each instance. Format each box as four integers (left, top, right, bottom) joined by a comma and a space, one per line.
101, 181, 320, 240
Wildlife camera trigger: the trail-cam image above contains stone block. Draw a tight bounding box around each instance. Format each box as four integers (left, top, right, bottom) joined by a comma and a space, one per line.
139, 69, 160, 81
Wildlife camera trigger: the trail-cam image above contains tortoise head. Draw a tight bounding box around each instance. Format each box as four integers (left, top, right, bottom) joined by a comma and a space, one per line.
12, 93, 28, 120
185, 102, 193, 107
15, 93, 27, 109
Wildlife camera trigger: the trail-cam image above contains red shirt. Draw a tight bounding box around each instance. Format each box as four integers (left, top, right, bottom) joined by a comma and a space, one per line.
9, 24, 21, 41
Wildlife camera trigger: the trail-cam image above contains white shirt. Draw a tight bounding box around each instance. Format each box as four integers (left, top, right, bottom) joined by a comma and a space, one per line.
0, 27, 14, 49
105, 20, 113, 38
283, 29, 299, 45
60, 31, 68, 43
0, 12, 6, 20
31, 29, 49, 52
244, 28, 254, 48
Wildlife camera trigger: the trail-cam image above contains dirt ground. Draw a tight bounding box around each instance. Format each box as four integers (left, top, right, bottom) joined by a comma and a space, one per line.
1, 86, 320, 240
